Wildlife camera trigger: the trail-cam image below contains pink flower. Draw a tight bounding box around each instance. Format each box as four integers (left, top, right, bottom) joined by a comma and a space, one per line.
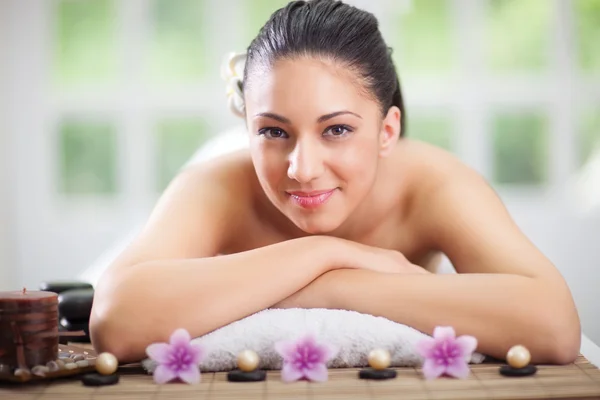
145, 328, 204, 384
416, 326, 478, 380
275, 333, 338, 382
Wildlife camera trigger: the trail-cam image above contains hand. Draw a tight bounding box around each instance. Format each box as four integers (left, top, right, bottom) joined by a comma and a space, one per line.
272, 271, 337, 309
344, 241, 431, 275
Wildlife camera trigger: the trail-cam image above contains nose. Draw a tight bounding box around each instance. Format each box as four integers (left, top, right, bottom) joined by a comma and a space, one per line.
287, 138, 325, 183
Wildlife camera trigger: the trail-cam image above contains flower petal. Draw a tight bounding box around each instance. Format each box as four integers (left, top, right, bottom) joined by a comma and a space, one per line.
433, 326, 456, 341
187, 342, 205, 365
421, 359, 447, 380
445, 359, 470, 379
170, 328, 192, 347
153, 364, 177, 384
275, 340, 298, 361
304, 364, 328, 382
455, 335, 478, 360
415, 337, 436, 358
281, 363, 305, 382
146, 343, 172, 364
177, 365, 201, 384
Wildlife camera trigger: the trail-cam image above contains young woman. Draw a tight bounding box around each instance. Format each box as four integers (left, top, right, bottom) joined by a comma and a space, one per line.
90, 0, 580, 364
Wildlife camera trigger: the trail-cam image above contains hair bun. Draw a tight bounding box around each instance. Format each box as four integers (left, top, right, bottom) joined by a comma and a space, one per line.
221, 52, 247, 118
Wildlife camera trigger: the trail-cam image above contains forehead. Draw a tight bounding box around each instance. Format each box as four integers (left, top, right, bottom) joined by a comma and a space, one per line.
244, 57, 378, 117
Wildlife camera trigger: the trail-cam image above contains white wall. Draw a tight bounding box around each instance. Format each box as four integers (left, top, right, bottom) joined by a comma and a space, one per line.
0, 1, 15, 291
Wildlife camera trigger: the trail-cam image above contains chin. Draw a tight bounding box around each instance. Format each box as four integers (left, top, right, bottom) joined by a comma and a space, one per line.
289, 214, 344, 235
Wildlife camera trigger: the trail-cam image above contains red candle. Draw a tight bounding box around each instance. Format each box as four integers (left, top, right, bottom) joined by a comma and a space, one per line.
0, 288, 59, 370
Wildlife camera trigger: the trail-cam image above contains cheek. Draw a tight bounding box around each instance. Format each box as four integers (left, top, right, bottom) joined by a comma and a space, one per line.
332, 137, 379, 178
251, 145, 287, 188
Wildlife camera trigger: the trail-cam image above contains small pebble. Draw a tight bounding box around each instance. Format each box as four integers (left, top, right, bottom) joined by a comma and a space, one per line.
359, 368, 397, 380
56, 360, 66, 368
59, 353, 71, 359
227, 370, 266, 382
64, 363, 78, 370
32, 366, 49, 377
14, 368, 31, 379
76, 360, 89, 368
47, 361, 60, 372
72, 354, 86, 362
81, 373, 119, 387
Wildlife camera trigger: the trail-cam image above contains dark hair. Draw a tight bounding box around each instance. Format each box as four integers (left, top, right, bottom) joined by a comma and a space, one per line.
244, 0, 406, 136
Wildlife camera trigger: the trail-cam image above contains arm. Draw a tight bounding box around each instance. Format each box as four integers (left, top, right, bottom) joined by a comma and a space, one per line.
275, 168, 580, 364
89, 161, 342, 363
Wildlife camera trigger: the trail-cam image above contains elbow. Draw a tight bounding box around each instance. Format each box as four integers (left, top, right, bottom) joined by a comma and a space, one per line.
89, 300, 149, 364
545, 321, 581, 365
536, 300, 581, 365
89, 268, 154, 363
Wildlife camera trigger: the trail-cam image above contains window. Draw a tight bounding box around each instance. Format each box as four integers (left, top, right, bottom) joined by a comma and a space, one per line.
55, 0, 117, 87
407, 112, 455, 152
155, 118, 212, 191
391, 0, 455, 75
58, 119, 118, 195
492, 112, 549, 186
574, 0, 600, 73
578, 108, 600, 167
485, 0, 552, 73
149, 0, 209, 83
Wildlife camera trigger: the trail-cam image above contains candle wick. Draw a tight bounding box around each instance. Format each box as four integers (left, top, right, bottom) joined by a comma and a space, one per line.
22, 287, 26, 295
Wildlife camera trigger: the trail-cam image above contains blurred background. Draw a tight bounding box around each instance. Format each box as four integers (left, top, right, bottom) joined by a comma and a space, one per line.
0, 0, 599, 343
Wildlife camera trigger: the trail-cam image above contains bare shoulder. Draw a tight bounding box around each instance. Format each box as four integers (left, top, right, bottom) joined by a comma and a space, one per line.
398, 139, 484, 192
105, 149, 257, 273
399, 139, 560, 278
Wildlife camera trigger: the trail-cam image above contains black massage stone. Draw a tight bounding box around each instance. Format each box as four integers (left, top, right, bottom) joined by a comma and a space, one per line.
58, 288, 95, 320
359, 368, 397, 380
60, 317, 89, 332
499, 364, 537, 377
40, 281, 93, 295
227, 369, 267, 382
59, 317, 90, 343
81, 373, 120, 386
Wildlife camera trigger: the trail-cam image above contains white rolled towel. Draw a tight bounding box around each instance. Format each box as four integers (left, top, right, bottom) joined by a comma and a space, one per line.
142, 308, 485, 373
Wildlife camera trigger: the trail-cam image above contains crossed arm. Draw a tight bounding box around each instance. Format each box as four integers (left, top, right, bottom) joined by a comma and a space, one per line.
273, 172, 581, 364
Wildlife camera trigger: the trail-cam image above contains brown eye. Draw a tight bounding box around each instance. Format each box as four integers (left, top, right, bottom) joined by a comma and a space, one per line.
323, 125, 352, 138
258, 127, 289, 139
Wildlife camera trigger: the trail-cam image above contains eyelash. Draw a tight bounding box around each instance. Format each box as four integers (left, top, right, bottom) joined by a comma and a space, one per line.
257, 125, 354, 140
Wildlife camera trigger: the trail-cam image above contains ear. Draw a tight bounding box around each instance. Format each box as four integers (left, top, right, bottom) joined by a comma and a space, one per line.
378, 106, 401, 157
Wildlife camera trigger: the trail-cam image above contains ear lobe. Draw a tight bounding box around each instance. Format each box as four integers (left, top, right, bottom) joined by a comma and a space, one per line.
379, 106, 401, 157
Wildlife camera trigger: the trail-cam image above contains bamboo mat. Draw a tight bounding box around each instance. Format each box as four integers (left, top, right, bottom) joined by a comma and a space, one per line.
1, 354, 600, 399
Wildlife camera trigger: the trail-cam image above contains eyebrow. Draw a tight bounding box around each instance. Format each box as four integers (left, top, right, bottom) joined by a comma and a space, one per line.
254, 110, 362, 124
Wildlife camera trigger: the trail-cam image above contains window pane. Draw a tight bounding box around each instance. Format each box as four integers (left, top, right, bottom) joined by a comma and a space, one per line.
54, 0, 117, 86
59, 120, 118, 195
408, 114, 455, 152
156, 118, 213, 191
492, 112, 548, 185
242, 0, 290, 49
149, 0, 208, 83
486, 0, 552, 72
574, 0, 600, 73
578, 109, 600, 167
392, 0, 455, 75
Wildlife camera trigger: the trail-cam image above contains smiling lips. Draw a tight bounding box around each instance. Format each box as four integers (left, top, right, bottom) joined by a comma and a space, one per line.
287, 189, 337, 209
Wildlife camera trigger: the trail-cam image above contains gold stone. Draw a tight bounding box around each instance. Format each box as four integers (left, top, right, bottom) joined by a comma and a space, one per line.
368, 348, 391, 370
95, 352, 118, 375
237, 350, 259, 372
507, 345, 531, 369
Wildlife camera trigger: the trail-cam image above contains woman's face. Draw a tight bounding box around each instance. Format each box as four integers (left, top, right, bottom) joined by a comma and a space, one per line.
244, 57, 399, 234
